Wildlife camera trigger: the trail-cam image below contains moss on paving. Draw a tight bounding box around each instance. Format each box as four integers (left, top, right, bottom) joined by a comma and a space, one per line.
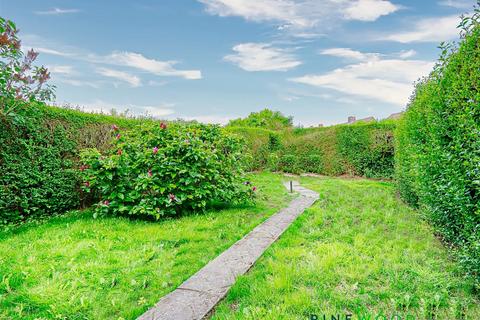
0, 173, 291, 320
212, 177, 480, 320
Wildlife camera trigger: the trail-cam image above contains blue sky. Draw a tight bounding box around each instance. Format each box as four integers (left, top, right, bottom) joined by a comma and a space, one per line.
0, 0, 475, 125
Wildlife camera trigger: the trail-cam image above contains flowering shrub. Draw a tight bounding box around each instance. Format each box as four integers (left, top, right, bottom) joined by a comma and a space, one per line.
80, 122, 255, 219
0, 18, 55, 116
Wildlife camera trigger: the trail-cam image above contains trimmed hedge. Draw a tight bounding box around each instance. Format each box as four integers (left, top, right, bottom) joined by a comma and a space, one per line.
396, 12, 480, 288
229, 121, 396, 179
225, 126, 277, 171
0, 103, 397, 225
0, 103, 146, 224
337, 122, 395, 178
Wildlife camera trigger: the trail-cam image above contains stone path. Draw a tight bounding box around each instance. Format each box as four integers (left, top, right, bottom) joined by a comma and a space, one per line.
137, 181, 318, 320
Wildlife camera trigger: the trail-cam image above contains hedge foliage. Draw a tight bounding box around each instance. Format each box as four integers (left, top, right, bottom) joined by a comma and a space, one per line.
225, 126, 273, 171
80, 122, 253, 219
228, 121, 396, 179
228, 109, 293, 130
0, 100, 397, 225
396, 9, 480, 288
0, 102, 254, 224
0, 103, 146, 224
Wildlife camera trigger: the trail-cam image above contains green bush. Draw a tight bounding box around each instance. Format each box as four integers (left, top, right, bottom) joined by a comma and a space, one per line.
267, 132, 282, 151
80, 122, 254, 219
278, 122, 395, 177
225, 126, 273, 171
300, 154, 323, 174
229, 121, 396, 178
396, 9, 480, 288
278, 154, 300, 174
266, 153, 280, 171
227, 109, 293, 130
0, 107, 79, 223
284, 127, 344, 175
337, 123, 395, 178
0, 103, 147, 224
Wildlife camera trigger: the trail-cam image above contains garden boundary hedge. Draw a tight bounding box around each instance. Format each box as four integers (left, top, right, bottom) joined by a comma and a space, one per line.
0, 103, 146, 224
395, 12, 480, 288
227, 120, 396, 179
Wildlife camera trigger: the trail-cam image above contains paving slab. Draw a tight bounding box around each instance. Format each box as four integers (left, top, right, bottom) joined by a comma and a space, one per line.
137, 180, 318, 320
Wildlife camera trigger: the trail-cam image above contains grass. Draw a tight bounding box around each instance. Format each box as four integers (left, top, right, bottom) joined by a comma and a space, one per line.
0, 172, 292, 320
212, 177, 480, 319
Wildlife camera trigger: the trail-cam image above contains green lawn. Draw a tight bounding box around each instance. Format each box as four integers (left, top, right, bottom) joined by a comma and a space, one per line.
0, 173, 291, 320
212, 177, 480, 320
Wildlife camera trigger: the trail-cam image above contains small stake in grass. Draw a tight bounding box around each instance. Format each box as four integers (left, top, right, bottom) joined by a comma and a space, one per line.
290, 181, 293, 193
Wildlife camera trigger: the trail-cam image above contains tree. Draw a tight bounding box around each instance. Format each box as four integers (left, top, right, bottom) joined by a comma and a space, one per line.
0, 17, 55, 116
227, 109, 293, 130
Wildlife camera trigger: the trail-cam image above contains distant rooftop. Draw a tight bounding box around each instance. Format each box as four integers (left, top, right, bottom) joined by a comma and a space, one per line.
387, 112, 404, 120
344, 112, 404, 125
347, 116, 376, 124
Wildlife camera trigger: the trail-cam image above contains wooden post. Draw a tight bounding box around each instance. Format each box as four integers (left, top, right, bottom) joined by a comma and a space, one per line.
290, 180, 293, 193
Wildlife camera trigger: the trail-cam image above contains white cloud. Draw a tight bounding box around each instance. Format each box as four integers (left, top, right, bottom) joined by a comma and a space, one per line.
96, 67, 141, 87
398, 49, 417, 59
224, 43, 302, 71
438, 0, 473, 9
24, 46, 73, 57
199, 0, 399, 34
290, 57, 434, 106
48, 65, 76, 75
23, 35, 201, 81
319, 48, 380, 61
199, 0, 312, 28
381, 15, 460, 43
105, 52, 202, 80
344, 0, 399, 21
320, 47, 418, 61
60, 79, 101, 88
34, 8, 80, 15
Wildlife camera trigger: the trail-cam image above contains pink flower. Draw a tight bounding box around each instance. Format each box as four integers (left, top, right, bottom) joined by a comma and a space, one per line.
153, 146, 159, 154
117, 149, 123, 155
252, 186, 257, 192
160, 122, 167, 130
112, 124, 119, 131
26, 49, 39, 62
148, 169, 153, 177
103, 200, 110, 206
84, 181, 90, 187
115, 133, 121, 139
169, 193, 176, 201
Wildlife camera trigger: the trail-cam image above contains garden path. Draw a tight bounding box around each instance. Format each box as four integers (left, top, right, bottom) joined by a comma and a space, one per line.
137, 181, 318, 320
